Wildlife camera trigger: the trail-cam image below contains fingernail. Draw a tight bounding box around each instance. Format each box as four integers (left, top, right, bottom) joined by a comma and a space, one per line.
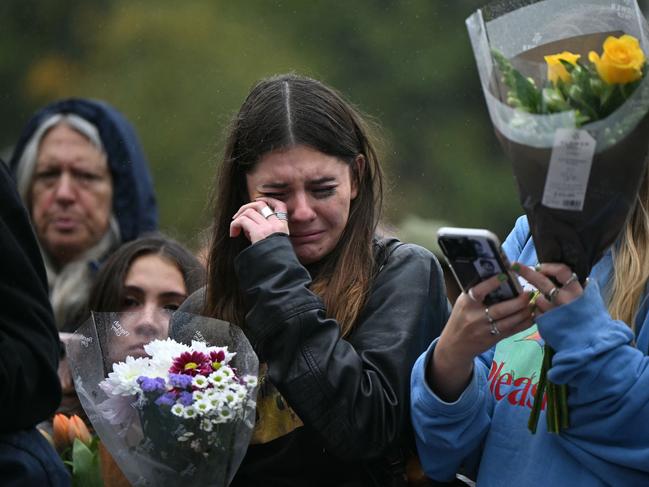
497, 273, 508, 282
534, 263, 542, 272
511, 263, 521, 272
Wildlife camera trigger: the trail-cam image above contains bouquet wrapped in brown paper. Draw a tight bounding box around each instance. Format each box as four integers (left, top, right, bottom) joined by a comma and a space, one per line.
466, 0, 649, 433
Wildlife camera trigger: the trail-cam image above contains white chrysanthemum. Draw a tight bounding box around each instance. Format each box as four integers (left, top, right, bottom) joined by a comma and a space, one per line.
145, 338, 188, 365
219, 366, 234, 379
194, 399, 214, 415
243, 375, 258, 388
183, 405, 198, 419
147, 361, 172, 381
206, 390, 224, 409
189, 340, 211, 354
208, 371, 226, 386
101, 356, 151, 396
230, 383, 248, 401
193, 390, 206, 402
171, 404, 185, 417
144, 338, 189, 377
222, 391, 239, 409
192, 375, 209, 389
200, 418, 214, 432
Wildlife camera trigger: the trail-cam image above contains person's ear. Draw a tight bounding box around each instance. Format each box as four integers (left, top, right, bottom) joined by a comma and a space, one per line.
350, 154, 365, 200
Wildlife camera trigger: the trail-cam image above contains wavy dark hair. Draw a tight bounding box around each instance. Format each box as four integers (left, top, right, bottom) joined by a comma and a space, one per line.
88, 234, 205, 313
204, 73, 384, 337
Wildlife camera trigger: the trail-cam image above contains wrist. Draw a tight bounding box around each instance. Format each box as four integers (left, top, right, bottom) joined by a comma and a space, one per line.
427, 340, 475, 402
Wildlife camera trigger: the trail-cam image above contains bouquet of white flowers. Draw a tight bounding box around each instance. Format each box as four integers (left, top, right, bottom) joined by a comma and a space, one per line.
67, 312, 258, 486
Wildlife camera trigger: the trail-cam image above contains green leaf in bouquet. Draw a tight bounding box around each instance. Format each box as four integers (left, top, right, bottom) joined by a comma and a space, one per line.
564, 83, 597, 124
589, 76, 610, 103
492, 49, 541, 112
620, 78, 642, 100
541, 86, 570, 113
598, 85, 627, 119
71, 437, 103, 487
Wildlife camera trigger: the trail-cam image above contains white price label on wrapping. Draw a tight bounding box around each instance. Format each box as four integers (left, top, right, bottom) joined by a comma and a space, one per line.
542, 128, 596, 211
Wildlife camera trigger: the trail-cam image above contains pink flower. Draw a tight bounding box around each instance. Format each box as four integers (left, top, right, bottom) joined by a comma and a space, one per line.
169, 351, 211, 376
209, 350, 226, 371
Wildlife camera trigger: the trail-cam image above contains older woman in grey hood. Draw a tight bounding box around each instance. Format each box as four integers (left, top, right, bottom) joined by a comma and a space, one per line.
9, 98, 158, 332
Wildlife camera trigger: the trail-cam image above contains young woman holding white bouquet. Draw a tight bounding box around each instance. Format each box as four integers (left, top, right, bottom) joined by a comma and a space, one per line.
179, 73, 449, 486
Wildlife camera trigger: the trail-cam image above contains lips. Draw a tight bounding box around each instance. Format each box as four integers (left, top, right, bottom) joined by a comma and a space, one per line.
128, 343, 149, 357
51, 216, 79, 231
290, 230, 324, 244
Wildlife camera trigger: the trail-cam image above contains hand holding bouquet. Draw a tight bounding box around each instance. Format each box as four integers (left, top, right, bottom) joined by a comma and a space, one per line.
467, 0, 649, 433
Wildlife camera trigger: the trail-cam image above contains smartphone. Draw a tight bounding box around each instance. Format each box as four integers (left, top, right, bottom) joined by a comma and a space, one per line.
437, 227, 521, 305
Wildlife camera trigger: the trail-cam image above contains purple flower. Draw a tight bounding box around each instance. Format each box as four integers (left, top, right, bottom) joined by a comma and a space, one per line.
178, 391, 193, 406
137, 376, 166, 393
168, 373, 193, 389
155, 392, 177, 406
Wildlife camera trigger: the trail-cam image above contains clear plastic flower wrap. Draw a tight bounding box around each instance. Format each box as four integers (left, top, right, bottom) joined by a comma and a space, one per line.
467, 0, 649, 283
66, 311, 259, 486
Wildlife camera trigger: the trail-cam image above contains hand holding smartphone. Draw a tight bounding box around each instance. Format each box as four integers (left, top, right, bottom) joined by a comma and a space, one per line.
437, 227, 521, 306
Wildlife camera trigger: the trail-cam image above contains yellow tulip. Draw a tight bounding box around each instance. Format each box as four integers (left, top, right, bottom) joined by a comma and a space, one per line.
545, 51, 581, 84
589, 34, 645, 84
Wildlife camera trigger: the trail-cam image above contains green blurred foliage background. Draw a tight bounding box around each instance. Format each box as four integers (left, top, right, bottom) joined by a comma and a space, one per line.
3, 0, 649, 252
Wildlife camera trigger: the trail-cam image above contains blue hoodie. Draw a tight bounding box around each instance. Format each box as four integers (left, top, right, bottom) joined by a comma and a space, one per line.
8, 98, 158, 330
9, 98, 158, 241
411, 215, 649, 486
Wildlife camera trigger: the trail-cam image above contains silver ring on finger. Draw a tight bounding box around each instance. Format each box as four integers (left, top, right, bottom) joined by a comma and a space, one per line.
562, 272, 578, 287
484, 307, 496, 324
260, 206, 274, 219
484, 308, 500, 335
273, 211, 288, 221
489, 320, 500, 335
468, 288, 478, 302
545, 286, 560, 303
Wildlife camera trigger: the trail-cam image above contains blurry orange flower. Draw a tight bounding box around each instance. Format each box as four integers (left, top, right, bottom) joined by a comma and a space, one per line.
53, 413, 92, 451
68, 415, 93, 446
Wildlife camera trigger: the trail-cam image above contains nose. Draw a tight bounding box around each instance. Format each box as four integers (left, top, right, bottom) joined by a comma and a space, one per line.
53, 172, 77, 204
131, 305, 169, 339
289, 192, 317, 223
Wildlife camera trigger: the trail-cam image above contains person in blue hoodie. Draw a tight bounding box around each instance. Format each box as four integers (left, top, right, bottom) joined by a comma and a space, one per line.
411, 191, 649, 484
8, 98, 158, 332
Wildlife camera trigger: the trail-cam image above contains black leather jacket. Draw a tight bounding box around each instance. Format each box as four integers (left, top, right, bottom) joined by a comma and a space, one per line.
179, 234, 450, 486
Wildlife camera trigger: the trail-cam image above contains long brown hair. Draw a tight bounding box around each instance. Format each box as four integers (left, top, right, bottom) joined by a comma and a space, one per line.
204, 73, 383, 337
88, 234, 205, 313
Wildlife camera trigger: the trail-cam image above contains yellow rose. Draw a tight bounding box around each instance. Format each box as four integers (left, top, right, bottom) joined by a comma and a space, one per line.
544, 51, 581, 84
588, 34, 646, 84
